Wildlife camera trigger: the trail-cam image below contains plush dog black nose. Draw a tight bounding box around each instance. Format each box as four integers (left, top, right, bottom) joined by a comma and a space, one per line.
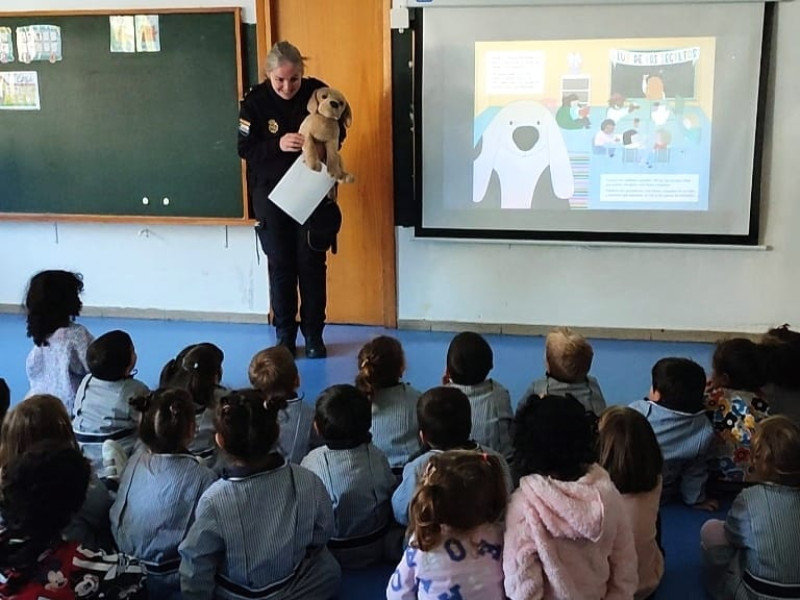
513, 126, 539, 151
330, 100, 340, 109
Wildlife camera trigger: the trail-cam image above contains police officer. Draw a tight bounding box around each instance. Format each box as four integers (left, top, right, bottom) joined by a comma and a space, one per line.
238, 41, 343, 359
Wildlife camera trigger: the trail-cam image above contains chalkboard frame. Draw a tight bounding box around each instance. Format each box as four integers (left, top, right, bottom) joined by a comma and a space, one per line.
0, 8, 249, 225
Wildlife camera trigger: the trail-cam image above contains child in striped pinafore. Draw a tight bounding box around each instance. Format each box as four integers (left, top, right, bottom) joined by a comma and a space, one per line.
111, 388, 216, 600
248, 346, 317, 464
443, 331, 513, 461
356, 336, 421, 473
72, 330, 148, 479
179, 389, 341, 600
160, 342, 228, 468
301, 384, 400, 568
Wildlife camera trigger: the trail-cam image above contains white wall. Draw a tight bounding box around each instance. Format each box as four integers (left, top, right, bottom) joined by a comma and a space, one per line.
397, 2, 800, 334
0, 0, 265, 317
3, 2, 798, 332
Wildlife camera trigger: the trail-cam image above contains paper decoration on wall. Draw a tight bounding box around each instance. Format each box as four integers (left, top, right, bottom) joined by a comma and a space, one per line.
0, 71, 41, 110
109, 15, 135, 53
16, 25, 62, 64
0, 27, 13, 64
135, 15, 160, 52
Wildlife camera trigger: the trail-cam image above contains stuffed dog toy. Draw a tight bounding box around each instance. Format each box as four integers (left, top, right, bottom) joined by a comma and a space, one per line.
473, 100, 575, 208
299, 87, 354, 185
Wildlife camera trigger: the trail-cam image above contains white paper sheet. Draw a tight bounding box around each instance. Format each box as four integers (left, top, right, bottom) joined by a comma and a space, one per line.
269, 157, 335, 225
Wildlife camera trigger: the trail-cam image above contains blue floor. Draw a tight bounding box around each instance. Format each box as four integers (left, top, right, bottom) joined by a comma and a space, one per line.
0, 313, 723, 598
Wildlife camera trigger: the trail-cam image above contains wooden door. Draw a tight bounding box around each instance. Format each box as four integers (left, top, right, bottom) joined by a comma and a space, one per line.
256, 0, 397, 327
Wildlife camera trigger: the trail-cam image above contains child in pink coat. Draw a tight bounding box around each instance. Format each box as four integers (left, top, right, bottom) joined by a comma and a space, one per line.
504, 394, 638, 600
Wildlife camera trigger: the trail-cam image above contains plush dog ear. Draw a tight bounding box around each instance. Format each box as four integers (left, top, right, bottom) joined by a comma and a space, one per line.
472, 113, 502, 203
544, 111, 575, 200
340, 101, 352, 128
307, 88, 323, 114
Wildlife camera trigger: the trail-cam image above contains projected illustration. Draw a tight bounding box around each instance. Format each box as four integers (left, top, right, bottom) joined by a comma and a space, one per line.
473, 38, 715, 212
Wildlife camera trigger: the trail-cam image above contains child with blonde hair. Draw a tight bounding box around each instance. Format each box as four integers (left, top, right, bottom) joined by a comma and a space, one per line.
248, 345, 316, 463
518, 328, 606, 417
598, 406, 665, 599
24, 270, 94, 413
701, 415, 800, 599
387, 450, 508, 600
356, 336, 421, 471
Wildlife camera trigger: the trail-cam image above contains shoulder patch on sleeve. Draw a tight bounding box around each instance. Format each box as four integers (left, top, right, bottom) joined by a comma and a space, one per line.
238, 118, 250, 136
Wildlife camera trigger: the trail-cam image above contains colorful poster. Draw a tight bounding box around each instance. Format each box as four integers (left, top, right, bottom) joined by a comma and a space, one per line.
109, 15, 135, 53
16, 25, 62, 64
0, 71, 41, 110
135, 15, 160, 52
0, 27, 13, 64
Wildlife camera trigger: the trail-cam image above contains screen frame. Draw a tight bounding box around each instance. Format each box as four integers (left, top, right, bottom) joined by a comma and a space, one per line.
407, 3, 774, 245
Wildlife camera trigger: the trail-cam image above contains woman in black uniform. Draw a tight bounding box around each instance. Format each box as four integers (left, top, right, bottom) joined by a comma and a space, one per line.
238, 41, 342, 359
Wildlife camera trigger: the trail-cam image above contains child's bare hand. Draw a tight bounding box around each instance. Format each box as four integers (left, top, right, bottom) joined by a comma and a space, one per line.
693, 498, 720, 512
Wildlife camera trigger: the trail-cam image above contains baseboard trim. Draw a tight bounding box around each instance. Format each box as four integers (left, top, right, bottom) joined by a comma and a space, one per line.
0, 304, 758, 342
397, 319, 761, 343
0, 303, 269, 325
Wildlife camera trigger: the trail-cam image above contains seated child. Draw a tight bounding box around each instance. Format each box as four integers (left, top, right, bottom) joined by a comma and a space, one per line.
248, 346, 316, 464
72, 330, 149, 478
518, 327, 606, 417
598, 406, 665, 600
356, 336, 421, 472
161, 342, 228, 465
24, 270, 94, 413
443, 331, 513, 460
630, 357, 716, 508
760, 324, 800, 425
0, 377, 9, 424
504, 394, 637, 600
701, 416, 800, 600
705, 338, 770, 489
391, 387, 512, 526
0, 443, 145, 598
111, 388, 217, 598
179, 389, 340, 600
387, 451, 508, 600
300, 384, 398, 569
0, 394, 113, 549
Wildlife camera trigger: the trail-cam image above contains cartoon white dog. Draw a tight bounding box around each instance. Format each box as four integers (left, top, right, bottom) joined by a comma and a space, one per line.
473, 100, 575, 209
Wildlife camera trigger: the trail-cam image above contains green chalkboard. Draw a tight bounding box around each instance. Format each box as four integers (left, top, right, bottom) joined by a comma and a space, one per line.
0, 10, 245, 220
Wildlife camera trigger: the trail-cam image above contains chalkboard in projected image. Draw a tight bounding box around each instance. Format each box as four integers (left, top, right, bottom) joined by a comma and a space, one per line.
0, 10, 245, 219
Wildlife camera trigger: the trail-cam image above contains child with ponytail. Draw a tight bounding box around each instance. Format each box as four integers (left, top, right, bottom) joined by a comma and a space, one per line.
111, 388, 217, 599
179, 389, 340, 600
160, 343, 227, 466
356, 336, 421, 471
387, 450, 508, 600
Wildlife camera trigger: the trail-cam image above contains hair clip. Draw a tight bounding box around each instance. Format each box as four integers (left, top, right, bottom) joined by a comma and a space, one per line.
360, 360, 369, 369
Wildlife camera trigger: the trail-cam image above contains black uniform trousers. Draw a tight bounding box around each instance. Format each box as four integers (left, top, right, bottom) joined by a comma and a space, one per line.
254, 189, 327, 341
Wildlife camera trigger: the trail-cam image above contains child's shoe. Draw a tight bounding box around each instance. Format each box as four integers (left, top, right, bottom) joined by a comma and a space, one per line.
102, 439, 128, 480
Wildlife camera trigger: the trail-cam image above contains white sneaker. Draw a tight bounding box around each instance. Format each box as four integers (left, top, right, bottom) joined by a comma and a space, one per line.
102, 439, 128, 480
